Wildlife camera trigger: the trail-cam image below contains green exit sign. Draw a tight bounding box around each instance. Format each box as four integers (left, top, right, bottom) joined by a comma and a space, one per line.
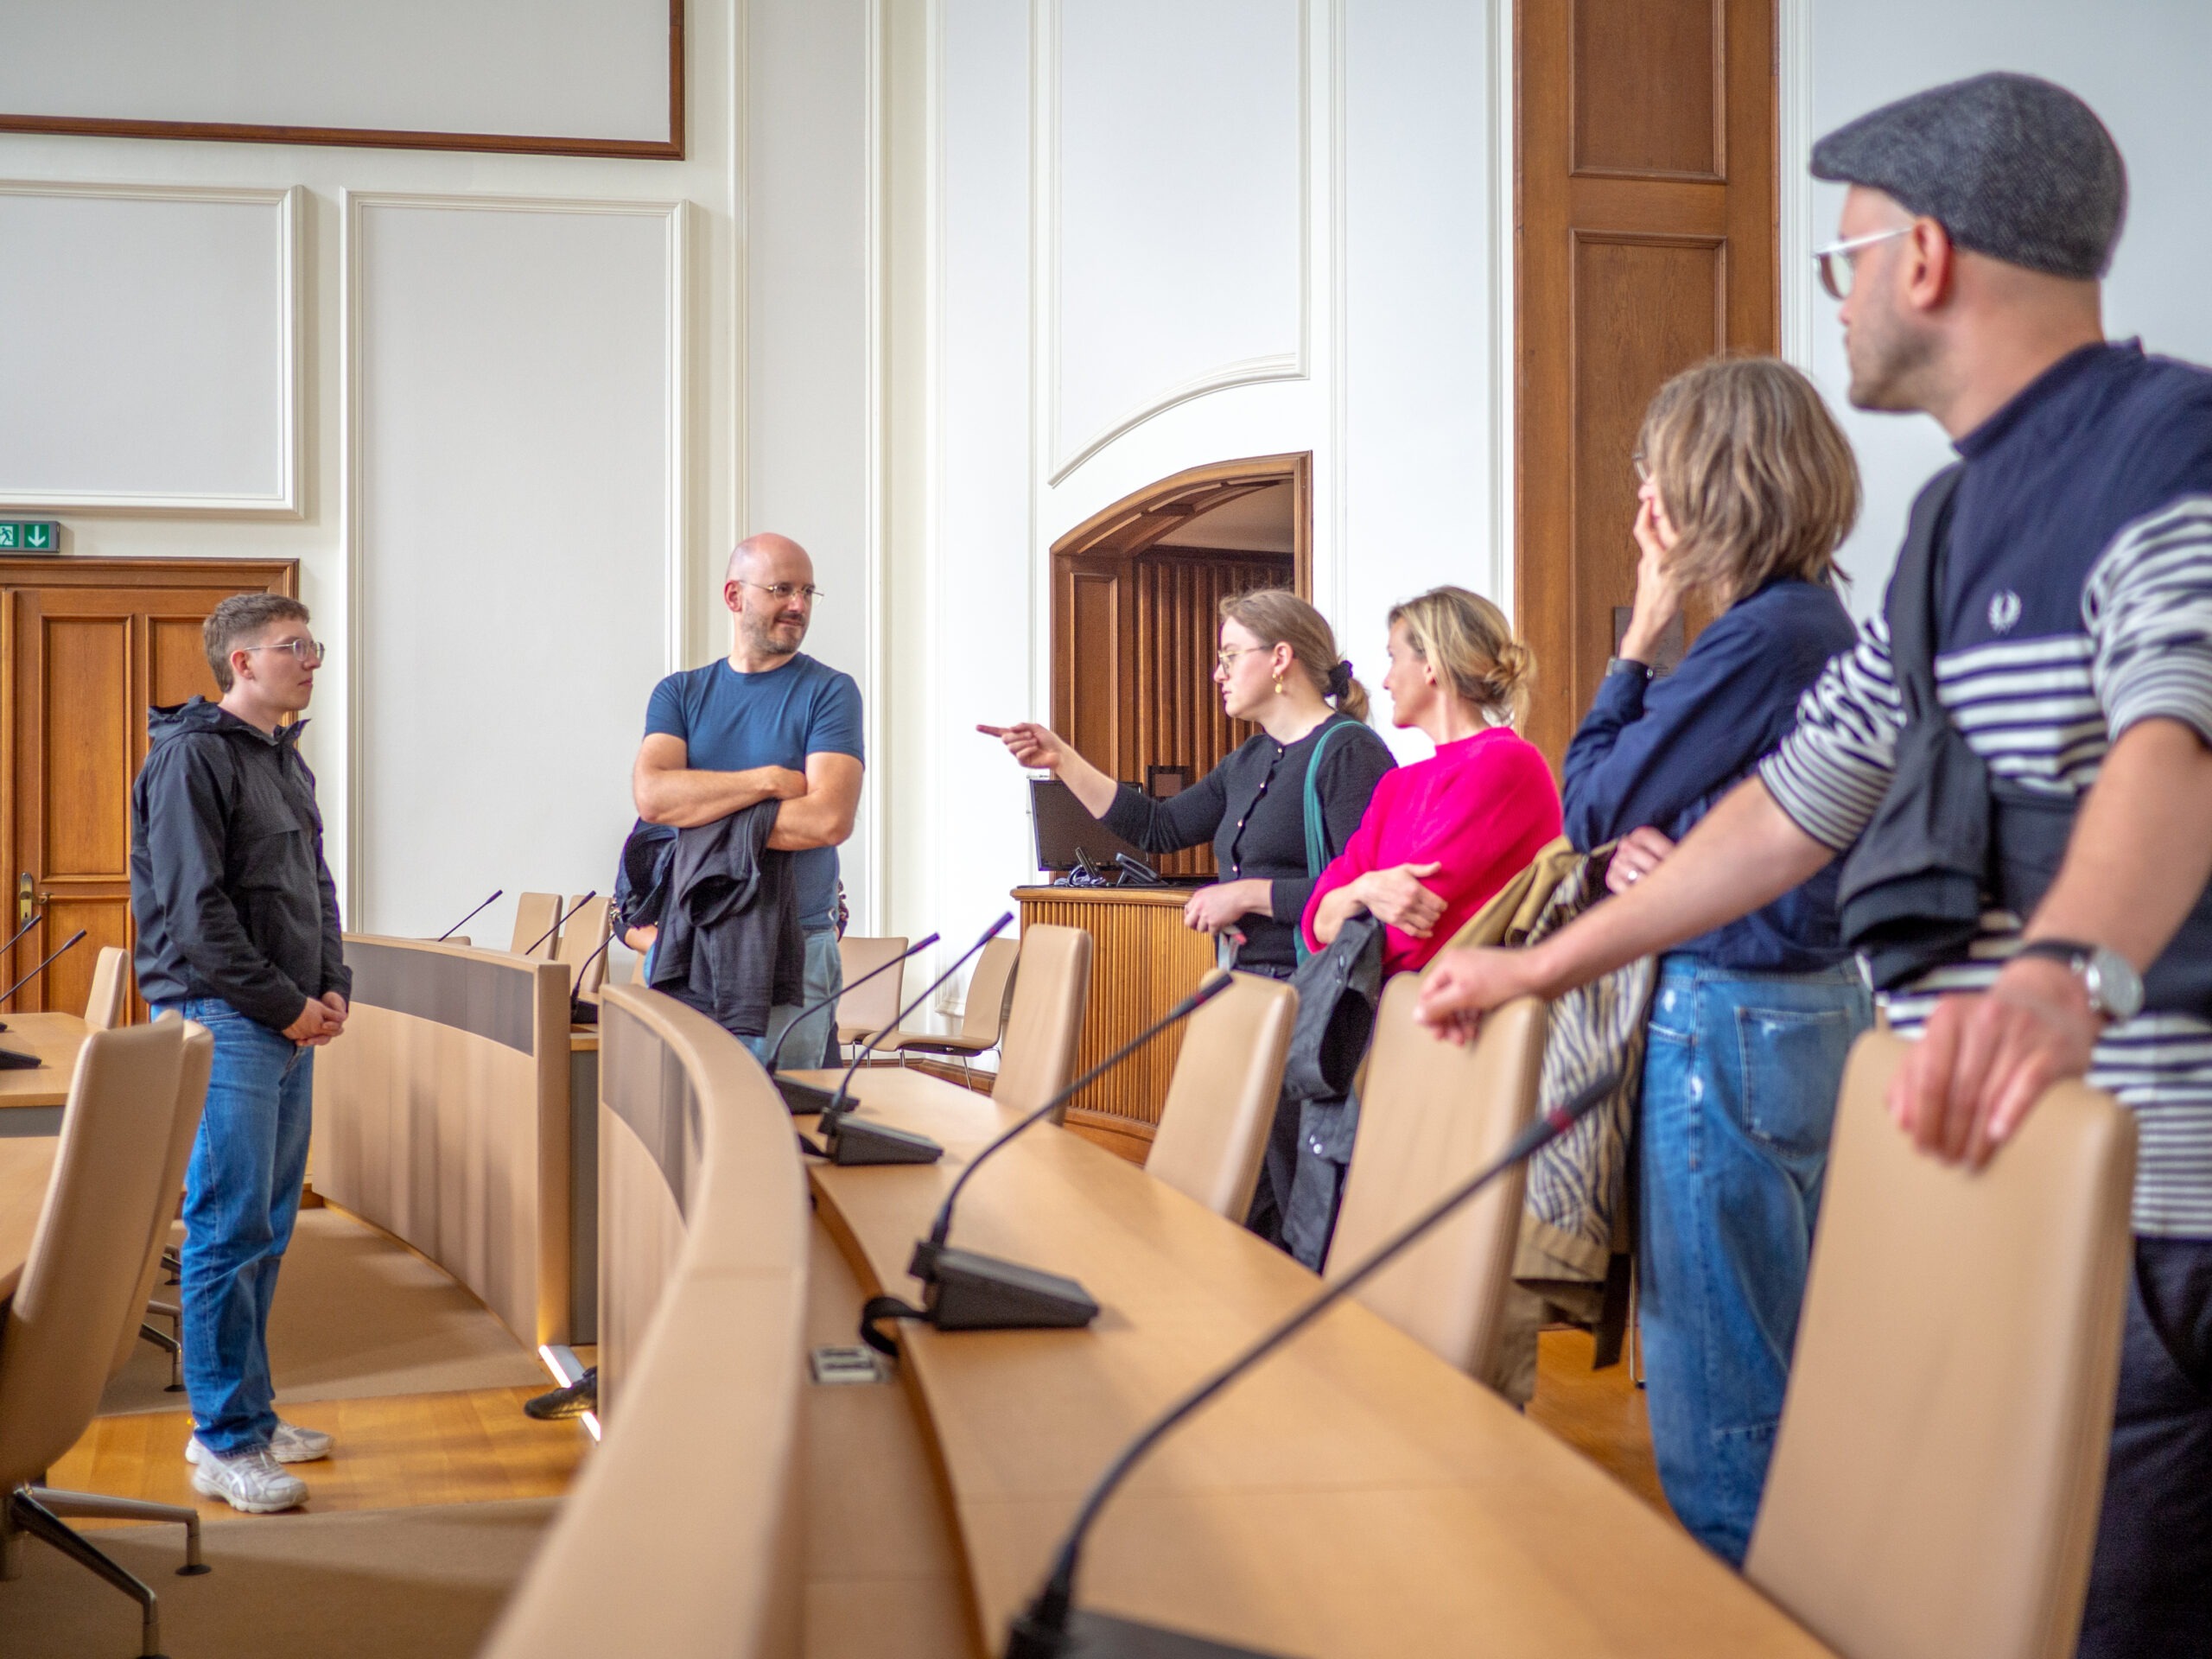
0, 521, 60, 552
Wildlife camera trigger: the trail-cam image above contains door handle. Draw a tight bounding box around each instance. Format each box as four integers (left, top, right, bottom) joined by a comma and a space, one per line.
16, 874, 31, 927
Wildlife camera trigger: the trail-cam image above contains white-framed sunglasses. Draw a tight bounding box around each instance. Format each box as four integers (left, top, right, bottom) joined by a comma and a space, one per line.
1813, 226, 1912, 302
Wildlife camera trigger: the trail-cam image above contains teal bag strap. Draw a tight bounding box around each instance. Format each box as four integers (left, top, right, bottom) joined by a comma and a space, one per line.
1294, 721, 1351, 964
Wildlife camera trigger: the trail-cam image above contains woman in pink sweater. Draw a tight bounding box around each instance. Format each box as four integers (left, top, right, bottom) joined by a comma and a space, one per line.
1304, 587, 1560, 974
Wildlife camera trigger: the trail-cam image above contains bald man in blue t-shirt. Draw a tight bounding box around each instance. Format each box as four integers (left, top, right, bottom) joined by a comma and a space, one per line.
632, 532, 864, 1065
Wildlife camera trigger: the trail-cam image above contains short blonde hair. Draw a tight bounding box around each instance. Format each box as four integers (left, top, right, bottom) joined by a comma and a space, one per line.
1638, 357, 1860, 607
1218, 588, 1371, 723
1387, 586, 1533, 727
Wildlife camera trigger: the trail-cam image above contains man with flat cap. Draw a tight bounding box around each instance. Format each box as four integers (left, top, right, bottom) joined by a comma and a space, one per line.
1421, 73, 2210, 1655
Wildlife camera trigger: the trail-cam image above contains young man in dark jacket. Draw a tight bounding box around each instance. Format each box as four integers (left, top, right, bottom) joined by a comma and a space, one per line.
130, 594, 350, 1513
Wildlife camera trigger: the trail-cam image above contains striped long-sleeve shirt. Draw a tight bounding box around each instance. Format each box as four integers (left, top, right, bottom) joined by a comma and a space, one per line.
1758, 341, 2212, 1238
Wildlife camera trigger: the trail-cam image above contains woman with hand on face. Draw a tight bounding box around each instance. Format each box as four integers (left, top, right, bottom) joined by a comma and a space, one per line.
1302, 587, 1559, 974
1515, 356, 1870, 1567
981, 589, 1394, 981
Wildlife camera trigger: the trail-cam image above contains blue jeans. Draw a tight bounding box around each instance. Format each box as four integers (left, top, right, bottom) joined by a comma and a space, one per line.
739, 925, 843, 1069
1637, 956, 1872, 1564
159, 997, 315, 1456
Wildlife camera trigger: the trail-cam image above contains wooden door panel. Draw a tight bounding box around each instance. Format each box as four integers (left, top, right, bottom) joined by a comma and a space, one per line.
1063, 561, 1128, 778
149, 615, 220, 709
1569, 233, 1725, 696
38, 613, 134, 879
1571, 0, 1721, 180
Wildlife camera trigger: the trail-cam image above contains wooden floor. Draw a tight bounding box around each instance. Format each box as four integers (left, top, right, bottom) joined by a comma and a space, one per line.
1529, 1327, 1671, 1516
48, 1386, 587, 1528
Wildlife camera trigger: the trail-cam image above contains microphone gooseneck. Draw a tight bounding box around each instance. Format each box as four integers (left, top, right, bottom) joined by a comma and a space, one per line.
1007, 1065, 1620, 1654
0, 928, 89, 1010
564, 925, 623, 1022
821, 913, 1012, 1127
769, 931, 939, 1075
435, 889, 501, 943
920, 973, 1234, 1262
0, 910, 44, 962
523, 892, 596, 957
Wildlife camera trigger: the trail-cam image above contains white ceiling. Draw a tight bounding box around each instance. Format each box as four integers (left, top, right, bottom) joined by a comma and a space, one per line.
1154, 480, 1295, 554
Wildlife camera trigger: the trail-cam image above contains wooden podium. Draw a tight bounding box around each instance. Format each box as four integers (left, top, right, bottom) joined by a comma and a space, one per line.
1014, 885, 1217, 1160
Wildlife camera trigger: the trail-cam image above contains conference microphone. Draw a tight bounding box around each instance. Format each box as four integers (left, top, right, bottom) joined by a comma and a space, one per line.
0, 928, 89, 1070
813, 912, 1014, 1167
435, 889, 501, 943
1000, 1061, 1621, 1659
563, 926, 623, 1027
770, 932, 940, 1116
891, 973, 1235, 1336
522, 892, 597, 957
0, 911, 41, 1029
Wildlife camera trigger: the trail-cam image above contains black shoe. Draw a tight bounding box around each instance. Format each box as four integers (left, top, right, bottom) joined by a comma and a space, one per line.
524, 1366, 597, 1421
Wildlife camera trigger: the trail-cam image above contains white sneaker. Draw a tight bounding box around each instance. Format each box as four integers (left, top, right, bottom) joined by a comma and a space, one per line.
190, 1445, 307, 1513
186, 1421, 334, 1466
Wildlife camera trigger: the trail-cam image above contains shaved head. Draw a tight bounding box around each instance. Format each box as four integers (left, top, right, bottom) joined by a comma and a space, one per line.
722, 531, 817, 667
728, 531, 810, 584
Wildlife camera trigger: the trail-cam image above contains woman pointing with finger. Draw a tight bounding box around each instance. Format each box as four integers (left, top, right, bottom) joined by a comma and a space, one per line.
981, 589, 1394, 980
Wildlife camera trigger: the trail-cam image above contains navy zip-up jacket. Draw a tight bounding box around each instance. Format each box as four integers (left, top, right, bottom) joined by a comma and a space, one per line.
130, 696, 351, 1032
1561, 577, 1859, 972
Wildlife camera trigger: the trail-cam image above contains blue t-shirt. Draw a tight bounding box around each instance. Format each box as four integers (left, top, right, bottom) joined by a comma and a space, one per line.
644, 652, 864, 928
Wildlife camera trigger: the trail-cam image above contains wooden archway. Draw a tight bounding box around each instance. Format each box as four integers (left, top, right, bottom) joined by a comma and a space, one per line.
1048, 454, 1310, 877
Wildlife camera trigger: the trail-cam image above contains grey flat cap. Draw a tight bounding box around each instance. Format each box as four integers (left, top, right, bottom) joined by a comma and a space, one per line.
1812, 72, 2126, 279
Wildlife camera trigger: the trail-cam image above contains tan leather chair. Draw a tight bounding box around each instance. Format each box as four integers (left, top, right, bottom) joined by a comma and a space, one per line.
1744, 1032, 2135, 1659
557, 894, 613, 1003
1324, 982, 1547, 1382
833, 936, 910, 1052
992, 923, 1092, 1118
83, 945, 128, 1032
511, 891, 563, 958
111, 1021, 216, 1389
882, 936, 1020, 1078
1144, 970, 1297, 1219
0, 1021, 210, 1657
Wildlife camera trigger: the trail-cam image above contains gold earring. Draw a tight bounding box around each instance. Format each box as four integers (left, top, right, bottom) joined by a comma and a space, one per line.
1273, 671, 1285, 696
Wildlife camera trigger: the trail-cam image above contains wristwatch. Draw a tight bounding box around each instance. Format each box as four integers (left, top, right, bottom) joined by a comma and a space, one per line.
1604, 656, 1652, 682
2013, 939, 2144, 1024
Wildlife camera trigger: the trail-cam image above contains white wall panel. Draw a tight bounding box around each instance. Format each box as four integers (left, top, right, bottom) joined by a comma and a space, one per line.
0, 0, 673, 149
745, 0, 882, 930
0, 181, 297, 512
1799, 1, 2212, 613
349, 193, 683, 947
1049, 0, 1306, 481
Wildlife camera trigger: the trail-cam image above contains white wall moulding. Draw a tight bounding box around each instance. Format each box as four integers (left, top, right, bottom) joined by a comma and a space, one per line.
0, 0, 683, 160
0, 181, 301, 516
345, 190, 690, 940
1042, 0, 1309, 485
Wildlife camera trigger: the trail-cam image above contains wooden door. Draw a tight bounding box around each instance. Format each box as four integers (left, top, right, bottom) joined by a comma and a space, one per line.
1516, 0, 1778, 765
2, 558, 299, 1020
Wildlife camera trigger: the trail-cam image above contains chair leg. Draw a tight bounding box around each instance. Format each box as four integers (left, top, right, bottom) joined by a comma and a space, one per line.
8, 1488, 176, 1656
30, 1487, 207, 1575
141, 1300, 186, 1391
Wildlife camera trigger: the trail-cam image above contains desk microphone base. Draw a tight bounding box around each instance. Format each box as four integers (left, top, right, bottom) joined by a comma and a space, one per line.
1007, 1609, 1286, 1658
923, 1246, 1098, 1331
0, 1048, 40, 1071
776, 1077, 840, 1116
823, 1115, 944, 1166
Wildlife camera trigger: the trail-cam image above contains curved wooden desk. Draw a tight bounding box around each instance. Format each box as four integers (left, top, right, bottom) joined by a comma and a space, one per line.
799, 1065, 1835, 1658
484, 984, 809, 1658
309, 935, 573, 1346
0, 1013, 91, 1135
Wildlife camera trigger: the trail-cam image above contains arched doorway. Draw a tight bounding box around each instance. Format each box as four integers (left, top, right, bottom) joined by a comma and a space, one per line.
1048, 454, 1310, 878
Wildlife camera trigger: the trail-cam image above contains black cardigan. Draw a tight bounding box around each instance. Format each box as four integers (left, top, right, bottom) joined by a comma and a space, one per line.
1102, 715, 1395, 973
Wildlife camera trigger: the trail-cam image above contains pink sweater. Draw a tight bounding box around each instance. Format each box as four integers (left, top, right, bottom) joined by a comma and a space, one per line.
1300, 727, 1561, 973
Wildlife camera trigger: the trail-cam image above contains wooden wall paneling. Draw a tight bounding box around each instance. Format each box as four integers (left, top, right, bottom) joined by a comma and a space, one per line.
1516, 0, 1777, 766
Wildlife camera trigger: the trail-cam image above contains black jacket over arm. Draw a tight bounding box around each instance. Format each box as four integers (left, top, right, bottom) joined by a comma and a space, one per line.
647, 800, 806, 1037
130, 697, 351, 1033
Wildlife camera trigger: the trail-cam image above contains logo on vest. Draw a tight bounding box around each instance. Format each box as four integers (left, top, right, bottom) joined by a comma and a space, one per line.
1988, 589, 2023, 634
